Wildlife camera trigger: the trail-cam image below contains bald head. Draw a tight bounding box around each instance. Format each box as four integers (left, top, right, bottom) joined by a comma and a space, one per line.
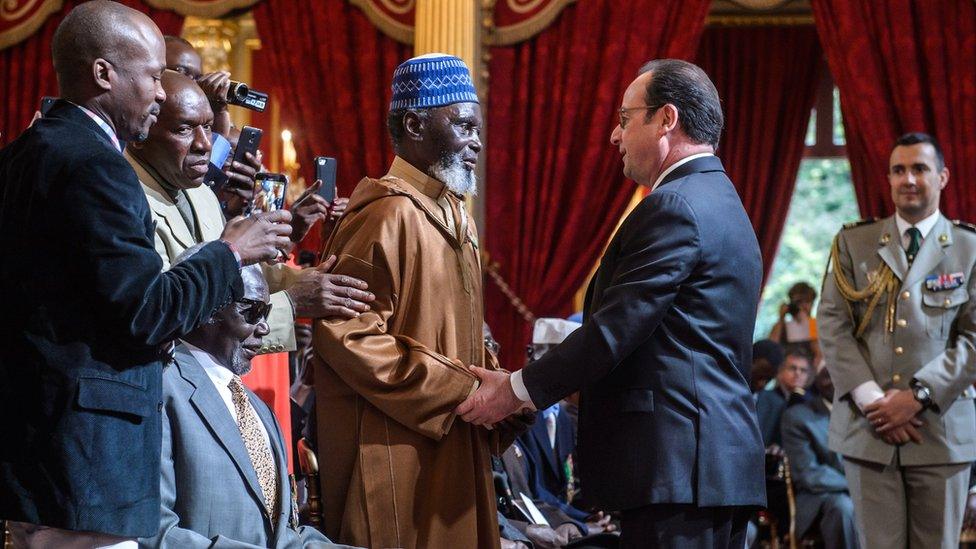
165, 35, 203, 79
52, 0, 166, 142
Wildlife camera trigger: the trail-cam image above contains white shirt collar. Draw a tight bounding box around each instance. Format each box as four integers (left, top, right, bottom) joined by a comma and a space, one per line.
895, 209, 941, 241
182, 340, 235, 389
650, 152, 714, 192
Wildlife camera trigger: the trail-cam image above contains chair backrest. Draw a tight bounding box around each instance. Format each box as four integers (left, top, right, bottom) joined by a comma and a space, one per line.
296, 438, 323, 529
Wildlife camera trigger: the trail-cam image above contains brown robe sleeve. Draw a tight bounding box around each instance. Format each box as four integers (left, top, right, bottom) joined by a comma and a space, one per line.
313, 200, 478, 441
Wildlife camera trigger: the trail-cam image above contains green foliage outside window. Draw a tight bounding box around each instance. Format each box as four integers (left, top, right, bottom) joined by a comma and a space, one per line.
754, 158, 860, 340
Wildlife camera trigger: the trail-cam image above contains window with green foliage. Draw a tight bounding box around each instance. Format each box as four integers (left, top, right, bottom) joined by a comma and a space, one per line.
754, 80, 859, 340
754, 159, 859, 339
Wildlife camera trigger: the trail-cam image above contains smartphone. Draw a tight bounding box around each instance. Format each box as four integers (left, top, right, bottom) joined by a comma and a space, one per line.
40, 96, 57, 116
233, 126, 263, 167
248, 172, 288, 216
314, 156, 337, 202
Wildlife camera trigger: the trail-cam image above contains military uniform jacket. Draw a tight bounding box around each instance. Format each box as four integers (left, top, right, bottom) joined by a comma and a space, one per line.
819, 214, 976, 466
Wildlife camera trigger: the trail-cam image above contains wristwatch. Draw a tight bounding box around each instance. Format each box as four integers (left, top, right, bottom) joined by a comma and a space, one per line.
910, 379, 933, 410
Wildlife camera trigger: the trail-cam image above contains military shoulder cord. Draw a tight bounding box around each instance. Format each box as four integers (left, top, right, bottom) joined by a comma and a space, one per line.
829, 235, 898, 338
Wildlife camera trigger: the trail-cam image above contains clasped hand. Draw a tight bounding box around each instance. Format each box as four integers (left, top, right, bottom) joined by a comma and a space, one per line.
455, 366, 532, 427
864, 388, 924, 445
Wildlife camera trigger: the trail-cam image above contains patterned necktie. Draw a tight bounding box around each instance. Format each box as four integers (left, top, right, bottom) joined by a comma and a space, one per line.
906, 227, 922, 264
228, 376, 278, 518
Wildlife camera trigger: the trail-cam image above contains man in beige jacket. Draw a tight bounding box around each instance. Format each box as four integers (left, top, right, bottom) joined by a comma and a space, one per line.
126, 71, 373, 353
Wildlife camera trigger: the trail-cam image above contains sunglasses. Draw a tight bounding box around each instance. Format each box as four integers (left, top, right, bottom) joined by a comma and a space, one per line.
236, 298, 272, 324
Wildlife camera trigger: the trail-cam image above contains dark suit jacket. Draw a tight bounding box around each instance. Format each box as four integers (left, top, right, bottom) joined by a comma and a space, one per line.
0, 102, 243, 536
781, 397, 849, 536
756, 386, 810, 447
522, 156, 765, 511
140, 345, 333, 548
517, 410, 588, 522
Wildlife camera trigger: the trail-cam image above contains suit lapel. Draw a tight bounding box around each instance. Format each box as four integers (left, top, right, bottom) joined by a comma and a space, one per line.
127, 151, 198, 249
904, 216, 951, 287
174, 346, 269, 516
877, 217, 909, 282
531, 415, 561, 478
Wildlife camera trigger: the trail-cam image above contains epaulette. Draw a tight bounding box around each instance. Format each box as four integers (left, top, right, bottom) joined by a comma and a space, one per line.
953, 220, 976, 233
842, 217, 879, 230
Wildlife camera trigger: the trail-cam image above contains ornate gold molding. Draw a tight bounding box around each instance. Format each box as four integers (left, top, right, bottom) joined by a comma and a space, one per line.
0, 0, 62, 51
144, 0, 261, 18
488, 0, 574, 46
348, 0, 415, 44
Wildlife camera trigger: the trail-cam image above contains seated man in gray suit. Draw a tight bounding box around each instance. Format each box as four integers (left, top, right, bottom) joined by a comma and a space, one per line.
140, 250, 346, 548
781, 367, 859, 549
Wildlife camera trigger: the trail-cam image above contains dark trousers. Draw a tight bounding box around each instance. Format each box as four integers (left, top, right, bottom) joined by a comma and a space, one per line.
619, 503, 750, 549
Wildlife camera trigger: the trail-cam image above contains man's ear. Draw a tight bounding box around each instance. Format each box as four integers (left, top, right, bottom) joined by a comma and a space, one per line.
403, 110, 425, 142
940, 167, 950, 190
660, 104, 679, 134
92, 58, 113, 92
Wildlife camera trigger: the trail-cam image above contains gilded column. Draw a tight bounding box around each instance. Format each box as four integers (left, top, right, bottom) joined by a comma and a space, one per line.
414, 0, 478, 76
413, 0, 486, 231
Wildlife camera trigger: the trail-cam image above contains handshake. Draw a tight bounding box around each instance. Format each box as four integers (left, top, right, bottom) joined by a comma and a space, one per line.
456, 366, 534, 427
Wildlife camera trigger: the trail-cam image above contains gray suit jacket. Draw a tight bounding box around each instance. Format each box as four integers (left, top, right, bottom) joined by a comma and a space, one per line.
818, 214, 976, 466
781, 397, 848, 535
139, 345, 342, 548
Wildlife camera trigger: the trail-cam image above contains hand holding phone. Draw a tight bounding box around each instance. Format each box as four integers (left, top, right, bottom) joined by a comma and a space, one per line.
314, 156, 337, 203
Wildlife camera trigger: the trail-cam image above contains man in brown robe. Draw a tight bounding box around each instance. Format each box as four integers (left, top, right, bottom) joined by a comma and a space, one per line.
311, 54, 505, 549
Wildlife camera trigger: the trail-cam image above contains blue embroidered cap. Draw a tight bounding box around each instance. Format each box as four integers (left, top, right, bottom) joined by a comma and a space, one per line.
390, 53, 479, 111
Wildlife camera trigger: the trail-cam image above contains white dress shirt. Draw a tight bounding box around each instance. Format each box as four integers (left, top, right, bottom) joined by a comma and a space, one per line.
182, 341, 273, 456
511, 153, 716, 406
849, 209, 942, 412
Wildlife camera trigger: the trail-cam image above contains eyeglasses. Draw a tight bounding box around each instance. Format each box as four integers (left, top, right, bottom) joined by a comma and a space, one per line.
236, 298, 272, 324
618, 104, 663, 129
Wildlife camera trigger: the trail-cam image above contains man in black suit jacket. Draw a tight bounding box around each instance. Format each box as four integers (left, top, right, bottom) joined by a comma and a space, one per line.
458, 59, 765, 548
0, 1, 291, 544
781, 367, 858, 548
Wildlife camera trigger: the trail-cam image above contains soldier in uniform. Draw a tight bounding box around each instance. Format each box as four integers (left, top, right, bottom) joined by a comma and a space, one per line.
818, 132, 976, 549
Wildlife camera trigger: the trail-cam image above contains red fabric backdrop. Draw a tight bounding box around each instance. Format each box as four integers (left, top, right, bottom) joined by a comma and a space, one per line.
812, 0, 976, 219
0, 1, 183, 147
484, 0, 711, 371
696, 26, 823, 280
252, 0, 412, 255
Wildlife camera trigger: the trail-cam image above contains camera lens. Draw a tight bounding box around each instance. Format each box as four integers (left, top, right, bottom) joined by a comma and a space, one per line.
228, 81, 249, 103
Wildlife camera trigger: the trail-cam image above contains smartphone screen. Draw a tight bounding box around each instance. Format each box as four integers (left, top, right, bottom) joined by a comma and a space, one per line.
314, 156, 337, 202
248, 172, 288, 216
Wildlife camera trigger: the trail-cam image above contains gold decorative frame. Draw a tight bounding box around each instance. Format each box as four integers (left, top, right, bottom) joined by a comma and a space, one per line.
0, 0, 63, 50
144, 0, 261, 19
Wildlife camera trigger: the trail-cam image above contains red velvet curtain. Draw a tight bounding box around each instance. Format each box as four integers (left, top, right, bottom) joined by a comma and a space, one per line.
812, 0, 976, 219
0, 1, 183, 147
696, 26, 823, 280
252, 0, 411, 255
485, 0, 710, 371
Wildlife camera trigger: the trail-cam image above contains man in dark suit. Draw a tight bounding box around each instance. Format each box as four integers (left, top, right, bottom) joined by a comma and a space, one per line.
141, 259, 342, 548
781, 368, 859, 548
0, 1, 291, 544
519, 405, 587, 523
458, 59, 765, 548
756, 349, 812, 449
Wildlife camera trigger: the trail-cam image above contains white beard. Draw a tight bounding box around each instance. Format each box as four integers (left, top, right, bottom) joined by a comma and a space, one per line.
429, 152, 478, 196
